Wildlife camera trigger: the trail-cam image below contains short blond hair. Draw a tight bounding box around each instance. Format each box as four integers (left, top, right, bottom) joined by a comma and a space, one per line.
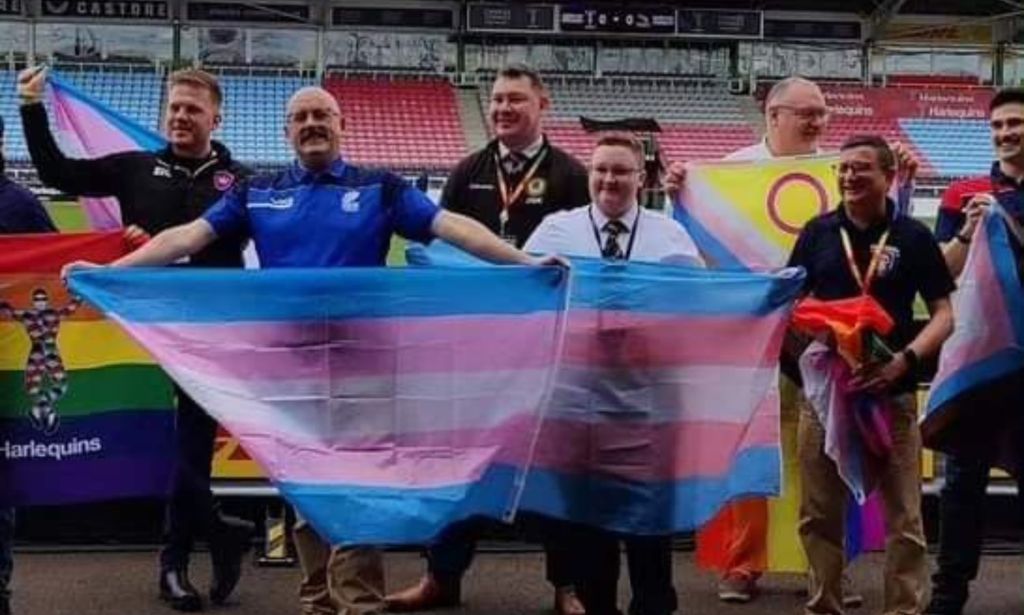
168, 69, 223, 107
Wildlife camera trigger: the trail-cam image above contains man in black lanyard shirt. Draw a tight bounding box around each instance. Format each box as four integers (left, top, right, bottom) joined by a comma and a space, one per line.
18, 66, 253, 613
787, 135, 954, 615
386, 65, 589, 615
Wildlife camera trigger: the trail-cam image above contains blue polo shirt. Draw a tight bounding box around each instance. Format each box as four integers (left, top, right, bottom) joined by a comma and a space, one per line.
204, 159, 439, 267
0, 176, 56, 234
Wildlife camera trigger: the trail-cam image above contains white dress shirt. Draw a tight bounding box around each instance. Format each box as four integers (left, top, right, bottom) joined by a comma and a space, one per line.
523, 203, 704, 266
498, 136, 545, 161
725, 138, 821, 162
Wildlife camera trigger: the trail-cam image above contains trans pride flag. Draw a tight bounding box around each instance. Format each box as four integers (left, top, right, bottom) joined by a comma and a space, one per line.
924, 205, 1024, 475
518, 259, 805, 533
46, 72, 166, 230
70, 266, 569, 545
0, 233, 175, 505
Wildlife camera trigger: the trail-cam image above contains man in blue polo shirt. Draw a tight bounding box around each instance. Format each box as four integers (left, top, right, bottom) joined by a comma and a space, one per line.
68, 86, 561, 615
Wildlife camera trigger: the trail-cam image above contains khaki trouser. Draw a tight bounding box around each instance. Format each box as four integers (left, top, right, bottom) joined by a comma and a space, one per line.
798, 392, 926, 615
293, 519, 385, 615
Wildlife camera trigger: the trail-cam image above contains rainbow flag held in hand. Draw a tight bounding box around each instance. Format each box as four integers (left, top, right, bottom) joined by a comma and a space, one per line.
70, 266, 569, 546
924, 205, 1024, 475
46, 73, 166, 230
0, 233, 175, 506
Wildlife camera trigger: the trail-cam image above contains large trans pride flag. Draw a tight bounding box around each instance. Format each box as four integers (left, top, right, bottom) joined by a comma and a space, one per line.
0, 233, 175, 505
518, 259, 804, 533
70, 266, 569, 546
46, 72, 166, 230
924, 205, 1024, 475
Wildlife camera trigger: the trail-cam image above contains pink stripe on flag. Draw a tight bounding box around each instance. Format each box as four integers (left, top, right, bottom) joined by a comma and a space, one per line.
562, 310, 788, 368
127, 314, 561, 381
51, 89, 141, 156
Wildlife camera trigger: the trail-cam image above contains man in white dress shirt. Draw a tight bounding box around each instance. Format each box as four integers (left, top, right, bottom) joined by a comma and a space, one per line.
526, 131, 702, 266
523, 131, 701, 615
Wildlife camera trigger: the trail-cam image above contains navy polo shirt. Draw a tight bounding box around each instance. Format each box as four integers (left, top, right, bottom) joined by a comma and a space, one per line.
204, 159, 439, 267
787, 200, 955, 360
0, 177, 56, 234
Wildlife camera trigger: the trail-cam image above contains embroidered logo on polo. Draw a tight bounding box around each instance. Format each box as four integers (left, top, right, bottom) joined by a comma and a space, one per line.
341, 191, 361, 213
870, 244, 900, 278
152, 165, 172, 179
248, 189, 296, 210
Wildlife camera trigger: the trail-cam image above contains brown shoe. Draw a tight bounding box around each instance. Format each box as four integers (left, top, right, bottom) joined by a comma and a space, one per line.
554, 586, 586, 615
385, 575, 460, 612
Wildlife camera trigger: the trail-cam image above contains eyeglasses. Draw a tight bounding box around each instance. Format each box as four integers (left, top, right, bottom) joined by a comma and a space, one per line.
771, 104, 829, 121
833, 162, 878, 176
590, 165, 641, 178
287, 108, 339, 124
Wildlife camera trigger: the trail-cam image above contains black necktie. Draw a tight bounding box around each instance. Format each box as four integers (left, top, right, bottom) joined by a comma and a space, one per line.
602, 220, 628, 260
502, 151, 527, 176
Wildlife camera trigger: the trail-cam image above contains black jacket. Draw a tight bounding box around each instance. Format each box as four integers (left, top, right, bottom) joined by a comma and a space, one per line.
20, 102, 248, 267
441, 137, 590, 248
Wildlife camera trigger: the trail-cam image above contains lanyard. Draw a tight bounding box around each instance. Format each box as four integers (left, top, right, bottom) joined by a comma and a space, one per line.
495, 146, 549, 233
839, 226, 891, 294
588, 205, 641, 261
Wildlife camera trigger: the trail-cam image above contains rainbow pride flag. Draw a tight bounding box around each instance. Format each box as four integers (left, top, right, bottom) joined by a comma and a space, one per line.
46, 73, 166, 230
924, 205, 1024, 474
518, 259, 804, 533
0, 233, 175, 505
69, 266, 569, 546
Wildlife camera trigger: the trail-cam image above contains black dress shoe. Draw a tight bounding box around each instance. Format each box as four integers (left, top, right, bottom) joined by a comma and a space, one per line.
208, 516, 254, 605
159, 568, 202, 612
0, 595, 10, 615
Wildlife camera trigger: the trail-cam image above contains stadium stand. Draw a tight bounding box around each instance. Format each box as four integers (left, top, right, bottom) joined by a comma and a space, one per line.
217, 73, 313, 166
324, 74, 466, 171
499, 79, 757, 164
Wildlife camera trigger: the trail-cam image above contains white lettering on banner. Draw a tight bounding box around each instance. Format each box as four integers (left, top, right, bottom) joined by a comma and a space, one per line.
830, 105, 874, 117
1, 437, 103, 461
926, 106, 986, 120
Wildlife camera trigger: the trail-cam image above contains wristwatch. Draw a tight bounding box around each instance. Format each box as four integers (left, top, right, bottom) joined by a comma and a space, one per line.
900, 348, 920, 374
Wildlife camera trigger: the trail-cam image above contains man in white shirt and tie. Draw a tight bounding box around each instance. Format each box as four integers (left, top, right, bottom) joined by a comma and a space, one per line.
526, 132, 702, 266
524, 131, 701, 615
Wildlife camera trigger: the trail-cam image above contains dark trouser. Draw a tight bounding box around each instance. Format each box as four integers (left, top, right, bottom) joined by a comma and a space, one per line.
426, 515, 585, 589
932, 453, 1024, 599
577, 533, 677, 615
0, 508, 13, 605
159, 388, 220, 571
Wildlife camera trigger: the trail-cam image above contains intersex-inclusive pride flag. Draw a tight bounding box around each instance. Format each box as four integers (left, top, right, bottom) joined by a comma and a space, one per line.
46, 72, 167, 230
675, 154, 841, 270
516, 259, 805, 533
69, 266, 569, 546
0, 233, 175, 505
924, 205, 1024, 475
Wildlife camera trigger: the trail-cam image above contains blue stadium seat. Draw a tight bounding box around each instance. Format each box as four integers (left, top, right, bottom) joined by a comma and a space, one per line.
216, 74, 314, 166
900, 119, 992, 178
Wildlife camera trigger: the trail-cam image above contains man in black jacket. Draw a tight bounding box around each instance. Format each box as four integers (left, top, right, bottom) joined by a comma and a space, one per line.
18, 66, 253, 613
387, 64, 590, 615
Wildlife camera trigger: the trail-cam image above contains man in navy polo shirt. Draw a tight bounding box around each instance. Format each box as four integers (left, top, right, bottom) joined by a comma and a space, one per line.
69, 86, 562, 615
787, 135, 954, 615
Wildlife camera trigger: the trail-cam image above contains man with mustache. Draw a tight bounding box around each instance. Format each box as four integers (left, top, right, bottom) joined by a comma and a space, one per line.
0, 113, 58, 615
386, 64, 590, 615
66, 86, 565, 615
925, 88, 1024, 615
787, 135, 953, 615
17, 66, 254, 612
663, 77, 917, 606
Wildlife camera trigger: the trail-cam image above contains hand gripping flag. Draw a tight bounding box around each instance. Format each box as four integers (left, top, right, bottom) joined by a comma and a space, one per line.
0, 233, 175, 505
924, 205, 1024, 475
70, 266, 569, 546
46, 72, 167, 230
